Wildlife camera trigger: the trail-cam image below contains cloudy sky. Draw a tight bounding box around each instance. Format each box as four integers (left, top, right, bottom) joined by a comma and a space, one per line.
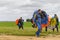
0, 0, 60, 21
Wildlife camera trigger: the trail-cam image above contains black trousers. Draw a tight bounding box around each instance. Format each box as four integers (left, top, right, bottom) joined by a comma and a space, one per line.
18, 23, 24, 30
19, 25, 23, 29
45, 27, 48, 32
53, 24, 58, 32
45, 25, 59, 32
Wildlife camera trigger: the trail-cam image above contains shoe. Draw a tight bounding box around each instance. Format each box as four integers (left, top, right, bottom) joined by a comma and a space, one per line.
36, 32, 40, 37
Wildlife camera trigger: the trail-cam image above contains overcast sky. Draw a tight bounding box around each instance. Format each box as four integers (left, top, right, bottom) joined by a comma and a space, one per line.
0, 0, 60, 21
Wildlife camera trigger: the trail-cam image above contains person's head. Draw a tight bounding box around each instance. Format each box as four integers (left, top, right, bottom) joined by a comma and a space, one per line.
54, 14, 58, 18
54, 14, 57, 17
38, 9, 42, 14
20, 17, 22, 19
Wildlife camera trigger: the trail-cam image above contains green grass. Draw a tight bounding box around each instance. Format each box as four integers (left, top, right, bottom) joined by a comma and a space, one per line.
0, 21, 60, 36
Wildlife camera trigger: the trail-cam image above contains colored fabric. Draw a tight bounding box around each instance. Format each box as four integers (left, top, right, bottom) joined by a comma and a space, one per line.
42, 16, 51, 28
50, 17, 56, 27
16, 19, 19, 25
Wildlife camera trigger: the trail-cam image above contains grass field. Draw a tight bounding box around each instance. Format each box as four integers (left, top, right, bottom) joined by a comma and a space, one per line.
0, 21, 60, 36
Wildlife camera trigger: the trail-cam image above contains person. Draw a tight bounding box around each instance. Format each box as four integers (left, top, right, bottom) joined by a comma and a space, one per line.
32, 9, 48, 37
18, 17, 24, 30
45, 15, 51, 32
52, 14, 59, 32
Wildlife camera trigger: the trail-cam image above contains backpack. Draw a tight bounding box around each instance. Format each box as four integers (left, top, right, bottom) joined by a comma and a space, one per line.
39, 11, 47, 19
16, 19, 19, 25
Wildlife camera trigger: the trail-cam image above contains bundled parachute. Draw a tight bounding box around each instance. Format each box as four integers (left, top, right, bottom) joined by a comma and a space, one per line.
16, 19, 19, 25
31, 16, 57, 29
41, 16, 50, 28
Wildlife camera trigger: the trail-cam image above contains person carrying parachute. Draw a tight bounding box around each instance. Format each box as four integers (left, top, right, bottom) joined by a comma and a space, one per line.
32, 9, 48, 37
51, 14, 59, 32
16, 17, 24, 30
53, 14, 59, 32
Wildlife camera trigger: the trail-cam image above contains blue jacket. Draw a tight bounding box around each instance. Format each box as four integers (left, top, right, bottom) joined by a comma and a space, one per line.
32, 10, 48, 24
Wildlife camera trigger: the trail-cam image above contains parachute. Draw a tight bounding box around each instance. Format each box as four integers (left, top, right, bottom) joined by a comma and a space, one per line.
41, 16, 51, 28
31, 16, 51, 28
50, 17, 56, 27
31, 15, 57, 29
16, 19, 19, 25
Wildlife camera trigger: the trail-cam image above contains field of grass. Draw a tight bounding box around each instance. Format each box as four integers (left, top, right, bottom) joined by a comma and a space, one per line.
0, 21, 60, 36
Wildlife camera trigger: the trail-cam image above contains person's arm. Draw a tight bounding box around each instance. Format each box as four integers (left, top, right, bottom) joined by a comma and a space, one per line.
32, 11, 37, 23
32, 12, 37, 24
57, 17, 59, 25
22, 19, 24, 24
22, 19, 24, 22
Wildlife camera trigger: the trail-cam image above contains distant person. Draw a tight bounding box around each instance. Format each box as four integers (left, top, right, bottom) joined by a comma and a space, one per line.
53, 14, 59, 32
17, 17, 24, 30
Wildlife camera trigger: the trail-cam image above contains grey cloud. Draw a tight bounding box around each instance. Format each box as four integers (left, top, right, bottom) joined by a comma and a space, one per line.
32, 0, 60, 3
0, 0, 60, 21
